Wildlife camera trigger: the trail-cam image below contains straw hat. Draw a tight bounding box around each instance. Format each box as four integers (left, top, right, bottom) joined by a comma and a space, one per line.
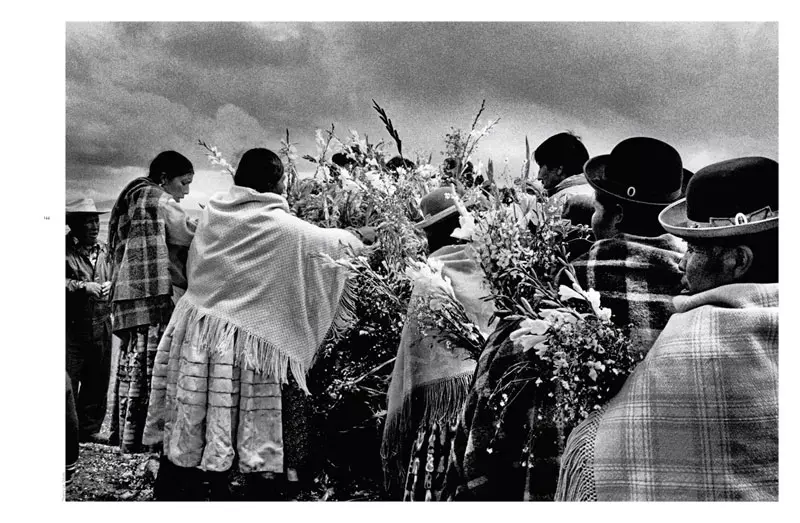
658, 157, 778, 239
66, 198, 109, 215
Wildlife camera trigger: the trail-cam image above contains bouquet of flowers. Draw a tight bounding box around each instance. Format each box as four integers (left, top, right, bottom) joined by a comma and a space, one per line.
490, 271, 641, 440
403, 257, 487, 361
433, 180, 640, 499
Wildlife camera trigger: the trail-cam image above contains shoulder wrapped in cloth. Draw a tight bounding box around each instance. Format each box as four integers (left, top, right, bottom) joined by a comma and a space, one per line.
556, 283, 779, 501
166, 185, 363, 393
441, 315, 568, 501
570, 233, 686, 356
108, 177, 177, 331
381, 244, 495, 499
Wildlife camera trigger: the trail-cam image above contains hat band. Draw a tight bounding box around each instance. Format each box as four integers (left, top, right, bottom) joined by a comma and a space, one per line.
688, 206, 777, 229
414, 205, 459, 229
594, 176, 682, 204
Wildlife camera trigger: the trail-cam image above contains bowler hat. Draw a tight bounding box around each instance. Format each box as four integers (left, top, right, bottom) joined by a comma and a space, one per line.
584, 137, 686, 206
66, 198, 109, 215
659, 157, 778, 239
415, 187, 460, 230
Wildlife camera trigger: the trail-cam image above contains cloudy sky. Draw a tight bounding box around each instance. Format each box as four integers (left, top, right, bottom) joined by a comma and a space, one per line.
66, 21, 778, 210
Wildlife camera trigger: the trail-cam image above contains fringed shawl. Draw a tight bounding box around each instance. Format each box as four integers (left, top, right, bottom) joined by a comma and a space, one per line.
381, 244, 495, 497
173, 185, 363, 393
556, 283, 779, 501
107, 177, 174, 331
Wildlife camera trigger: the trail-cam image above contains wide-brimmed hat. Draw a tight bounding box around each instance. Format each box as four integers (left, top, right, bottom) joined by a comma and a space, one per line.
584, 137, 687, 206
659, 156, 778, 239
415, 187, 460, 230
66, 198, 109, 215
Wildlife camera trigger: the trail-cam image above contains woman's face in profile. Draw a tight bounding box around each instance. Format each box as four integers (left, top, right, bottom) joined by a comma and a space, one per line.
162, 172, 194, 202
273, 172, 287, 196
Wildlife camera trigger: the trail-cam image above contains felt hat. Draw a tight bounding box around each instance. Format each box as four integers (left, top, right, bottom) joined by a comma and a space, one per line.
659, 156, 778, 239
415, 187, 460, 230
584, 137, 687, 206
66, 198, 109, 215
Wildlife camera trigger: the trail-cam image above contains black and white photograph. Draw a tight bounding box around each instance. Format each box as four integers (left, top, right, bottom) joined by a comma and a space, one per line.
7, 4, 795, 512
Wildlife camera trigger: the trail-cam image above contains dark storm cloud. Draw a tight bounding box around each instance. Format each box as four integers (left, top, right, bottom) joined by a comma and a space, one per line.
65, 21, 778, 202
337, 22, 777, 139
155, 22, 314, 68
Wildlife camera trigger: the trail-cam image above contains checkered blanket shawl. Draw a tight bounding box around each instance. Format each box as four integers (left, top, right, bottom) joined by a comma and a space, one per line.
556, 283, 779, 501
108, 177, 174, 331
381, 244, 495, 496
441, 317, 564, 500
167, 185, 363, 393
570, 233, 686, 356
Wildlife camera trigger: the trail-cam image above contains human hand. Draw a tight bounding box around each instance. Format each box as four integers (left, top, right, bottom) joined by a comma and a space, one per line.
84, 282, 104, 299
356, 226, 377, 245
101, 281, 112, 299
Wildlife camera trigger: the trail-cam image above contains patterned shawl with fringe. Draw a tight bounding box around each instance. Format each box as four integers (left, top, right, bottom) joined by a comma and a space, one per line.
170, 185, 363, 393
556, 283, 779, 501
381, 244, 495, 498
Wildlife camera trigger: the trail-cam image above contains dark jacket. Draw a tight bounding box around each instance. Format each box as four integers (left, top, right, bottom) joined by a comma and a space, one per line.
66, 233, 111, 332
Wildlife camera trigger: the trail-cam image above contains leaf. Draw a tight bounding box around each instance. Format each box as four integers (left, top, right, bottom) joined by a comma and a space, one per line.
558, 284, 585, 302
371, 99, 403, 158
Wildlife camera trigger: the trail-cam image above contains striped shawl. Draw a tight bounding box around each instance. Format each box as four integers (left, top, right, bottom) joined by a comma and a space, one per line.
570, 233, 686, 356
166, 185, 363, 393
108, 177, 174, 331
381, 244, 495, 498
556, 283, 779, 501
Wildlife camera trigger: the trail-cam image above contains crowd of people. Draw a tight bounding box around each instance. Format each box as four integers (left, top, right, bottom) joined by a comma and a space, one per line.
65, 131, 778, 501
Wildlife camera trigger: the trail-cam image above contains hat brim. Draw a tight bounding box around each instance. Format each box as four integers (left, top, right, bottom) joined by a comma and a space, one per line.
66, 210, 109, 215
658, 198, 778, 239
584, 155, 687, 207
415, 206, 460, 230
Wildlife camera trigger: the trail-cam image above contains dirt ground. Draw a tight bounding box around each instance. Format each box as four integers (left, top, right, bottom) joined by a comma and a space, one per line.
65, 442, 381, 501
66, 443, 156, 501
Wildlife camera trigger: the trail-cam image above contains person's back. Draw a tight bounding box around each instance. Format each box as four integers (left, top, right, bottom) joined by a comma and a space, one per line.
382, 187, 495, 501
569, 137, 688, 355
572, 233, 684, 355
145, 148, 365, 500
557, 156, 779, 501
534, 132, 594, 226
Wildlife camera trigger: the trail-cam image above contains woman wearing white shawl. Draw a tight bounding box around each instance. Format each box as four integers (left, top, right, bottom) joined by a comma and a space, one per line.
143, 148, 367, 500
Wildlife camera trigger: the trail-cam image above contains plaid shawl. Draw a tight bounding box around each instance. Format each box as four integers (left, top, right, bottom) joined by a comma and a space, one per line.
570, 233, 686, 356
167, 185, 362, 393
381, 244, 495, 497
441, 318, 563, 500
107, 177, 174, 331
557, 283, 779, 501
